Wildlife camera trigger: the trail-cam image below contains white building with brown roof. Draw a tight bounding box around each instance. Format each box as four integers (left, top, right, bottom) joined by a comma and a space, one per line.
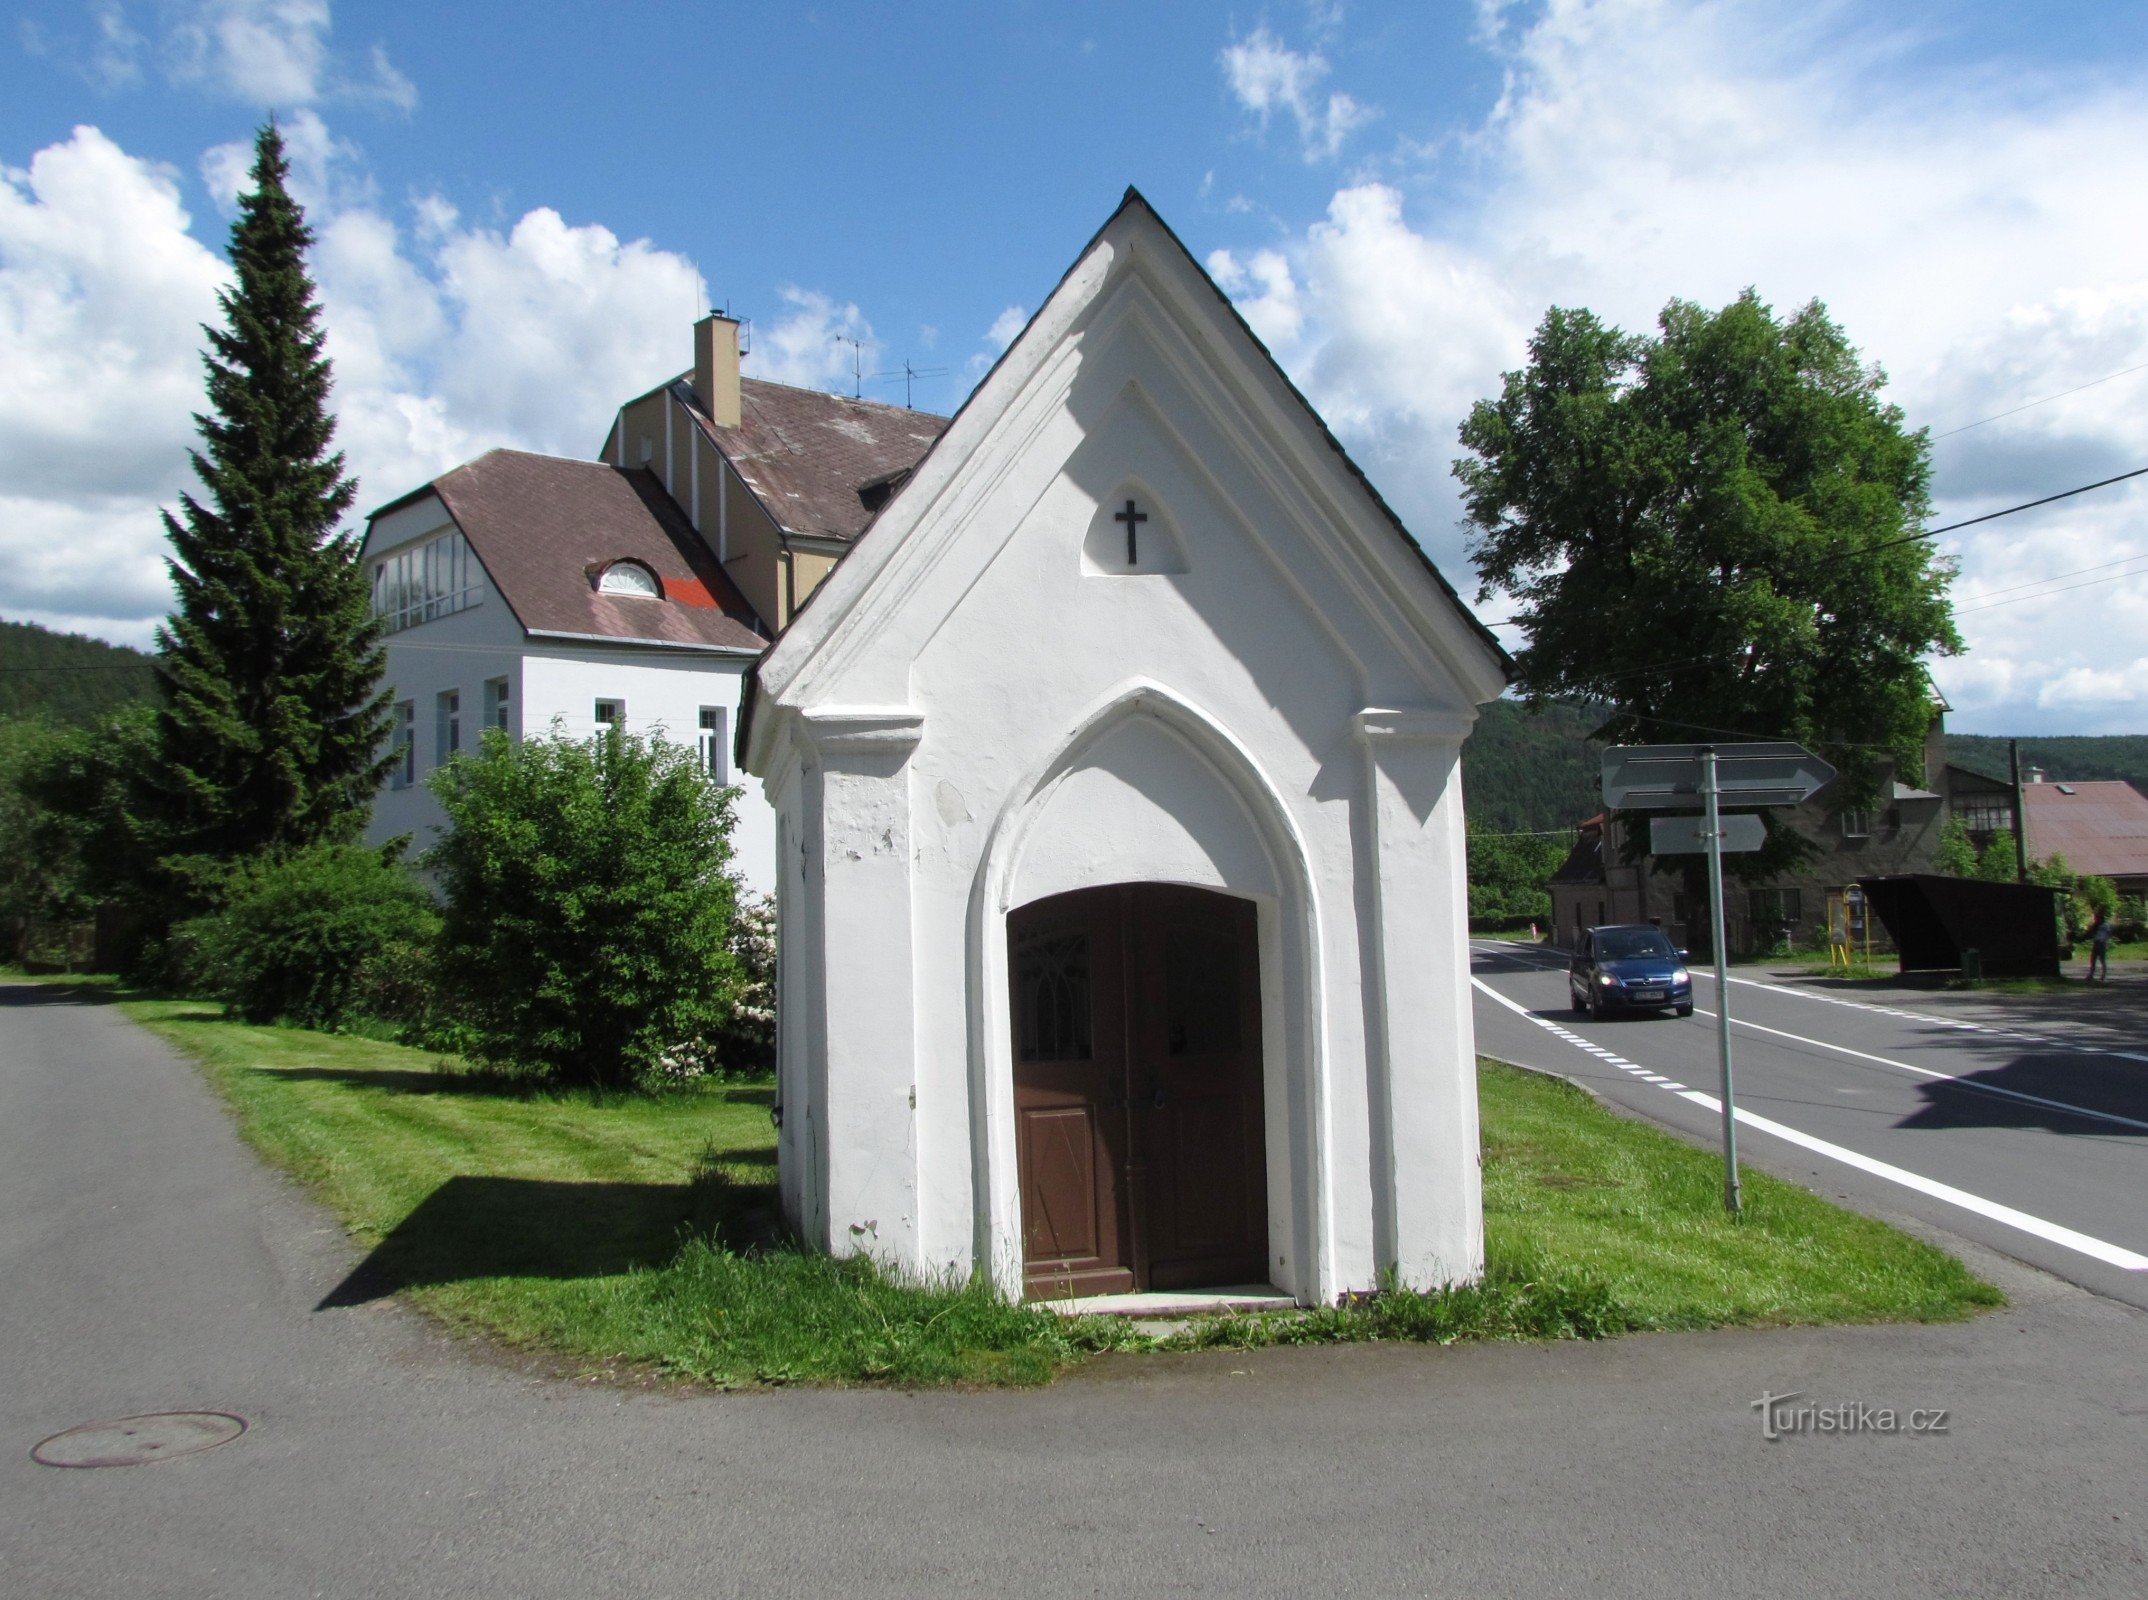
360, 318, 947, 895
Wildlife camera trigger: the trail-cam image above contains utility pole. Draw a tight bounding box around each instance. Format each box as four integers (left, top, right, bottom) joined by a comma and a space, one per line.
2009, 739, 2030, 883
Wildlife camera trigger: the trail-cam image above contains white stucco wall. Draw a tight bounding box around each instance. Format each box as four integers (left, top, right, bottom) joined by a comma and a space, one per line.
361, 497, 777, 896
751, 208, 1507, 1304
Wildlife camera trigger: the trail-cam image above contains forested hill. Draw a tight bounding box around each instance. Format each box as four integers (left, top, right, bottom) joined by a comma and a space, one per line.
1460, 698, 1605, 835
1945, 733, 2148, 795
0, 619, 157, 724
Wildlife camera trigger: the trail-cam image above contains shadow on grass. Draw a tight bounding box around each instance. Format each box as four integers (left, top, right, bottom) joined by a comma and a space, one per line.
318, 1171, 781, 1309
260, 1065, 778, 1108
264, 1064, 545, 1099
0, 978, 163, 1008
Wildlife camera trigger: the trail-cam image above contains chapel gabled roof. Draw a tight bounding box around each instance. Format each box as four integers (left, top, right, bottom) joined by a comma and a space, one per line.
371, 449, 768, 652
740, 188, 1513, 765
676, 377, 948, 544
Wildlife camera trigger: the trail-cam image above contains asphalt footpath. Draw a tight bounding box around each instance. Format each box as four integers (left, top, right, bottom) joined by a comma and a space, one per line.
5, 982, 2146, 1599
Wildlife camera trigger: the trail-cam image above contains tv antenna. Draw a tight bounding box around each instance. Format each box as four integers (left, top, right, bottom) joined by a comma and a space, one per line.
831, 334, 867, 398
871, 360, 949, 409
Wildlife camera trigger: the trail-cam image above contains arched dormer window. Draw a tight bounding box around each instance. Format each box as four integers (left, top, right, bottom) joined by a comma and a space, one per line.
596, 559, 661, 598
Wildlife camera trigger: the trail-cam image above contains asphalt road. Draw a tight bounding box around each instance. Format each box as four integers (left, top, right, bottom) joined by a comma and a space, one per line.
1471, 941, 2148, 1312
6, 981, 2148, 1598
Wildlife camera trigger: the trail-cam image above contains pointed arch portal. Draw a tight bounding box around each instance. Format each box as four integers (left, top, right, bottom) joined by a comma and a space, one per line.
1011, 882, 1269, 1299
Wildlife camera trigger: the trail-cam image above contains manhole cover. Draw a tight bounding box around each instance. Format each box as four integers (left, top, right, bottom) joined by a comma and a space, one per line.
32, 1412, 246, 1469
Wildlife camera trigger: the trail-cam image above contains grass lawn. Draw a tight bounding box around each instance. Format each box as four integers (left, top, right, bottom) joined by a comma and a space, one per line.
63, 983, 1999, 1387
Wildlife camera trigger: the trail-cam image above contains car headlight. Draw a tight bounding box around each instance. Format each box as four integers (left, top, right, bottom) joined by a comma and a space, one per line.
1598, 973, 1619, 986
1673, 968, 1690, 983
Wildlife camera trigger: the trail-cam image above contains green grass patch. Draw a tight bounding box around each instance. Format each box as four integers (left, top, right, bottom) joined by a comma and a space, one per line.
79, 984, 1999, 1386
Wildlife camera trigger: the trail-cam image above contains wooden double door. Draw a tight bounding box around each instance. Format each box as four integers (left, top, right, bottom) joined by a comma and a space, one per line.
1011, 883, 1269, 1299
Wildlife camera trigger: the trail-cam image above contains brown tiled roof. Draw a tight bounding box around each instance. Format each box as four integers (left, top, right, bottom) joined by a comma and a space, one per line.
2022, 780, 2148, 880
416, 450, 768, 651
681, 377, 947, 543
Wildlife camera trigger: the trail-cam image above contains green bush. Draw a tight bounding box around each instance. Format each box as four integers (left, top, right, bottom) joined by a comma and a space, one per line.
426, 724, 745, 1090
177, 843, 439, 1029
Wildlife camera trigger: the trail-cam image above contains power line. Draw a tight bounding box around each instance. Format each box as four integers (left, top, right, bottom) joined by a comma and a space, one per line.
1955, 551, 2148, 607
1931, 359, 2148, 441
1955, 562, 2148, 616
1847, 466, 2148, 562
1482, 467, 2148, 621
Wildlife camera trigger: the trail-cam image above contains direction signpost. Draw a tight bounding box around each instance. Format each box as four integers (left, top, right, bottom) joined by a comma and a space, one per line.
1602, 742, 1836, 1212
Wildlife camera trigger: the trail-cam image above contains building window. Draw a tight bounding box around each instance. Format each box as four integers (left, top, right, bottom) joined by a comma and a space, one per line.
594, 698, 624, 728
483, 676, 511, 736
389, 700, 415, 789
1840, 809, 1871, 840
1955, 796, 2014, 834
596, 560, 661, 598
371, 529, 481, 633
1748, 887, 1804, 928
436, 689, 461, 764
697, 706, 729, 784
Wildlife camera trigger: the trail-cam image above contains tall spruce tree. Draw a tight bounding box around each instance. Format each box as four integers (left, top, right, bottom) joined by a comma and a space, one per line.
153, 122, 388, 891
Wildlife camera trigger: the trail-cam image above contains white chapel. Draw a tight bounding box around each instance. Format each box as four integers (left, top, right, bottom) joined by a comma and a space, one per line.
743, 191, 1511, 1304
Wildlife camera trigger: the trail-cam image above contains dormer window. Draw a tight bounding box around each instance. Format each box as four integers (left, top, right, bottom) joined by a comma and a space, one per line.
596, 559, 661, 598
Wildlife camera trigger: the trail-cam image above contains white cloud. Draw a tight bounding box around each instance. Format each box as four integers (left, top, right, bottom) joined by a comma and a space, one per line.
1220, 26, 1373, 163
0, 119, 713, 640
0, 127, 227, 636
1205, 0, 2148, 733
1206, 248, 1303, 349
745, 285, 876, 393
986, 305, 1027, 350
46, 1, 420, 112
90, 3, 148, 90
167, 0, 332, 104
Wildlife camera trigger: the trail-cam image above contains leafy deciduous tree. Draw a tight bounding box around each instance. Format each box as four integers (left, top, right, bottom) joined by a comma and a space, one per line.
1458, 293, 1959, 877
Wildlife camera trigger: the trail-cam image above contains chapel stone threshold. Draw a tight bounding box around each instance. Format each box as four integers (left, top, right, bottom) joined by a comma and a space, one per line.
1038, 1284, 1299, 1319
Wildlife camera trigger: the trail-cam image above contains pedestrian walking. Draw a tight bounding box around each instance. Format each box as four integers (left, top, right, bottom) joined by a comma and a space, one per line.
2088, 908, 2113, 982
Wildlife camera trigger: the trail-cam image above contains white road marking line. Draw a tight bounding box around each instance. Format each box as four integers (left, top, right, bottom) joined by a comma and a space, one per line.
1469, 974, 2148, 1274
1669, 1087, 2148, 1273
1688, 1006, 2148, 1134
1689, 969, 2148, 1065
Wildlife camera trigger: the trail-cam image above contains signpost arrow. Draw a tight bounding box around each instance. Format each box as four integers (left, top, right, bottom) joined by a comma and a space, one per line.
1600, 742, 1836, 1213
1602, 742, 1836, 810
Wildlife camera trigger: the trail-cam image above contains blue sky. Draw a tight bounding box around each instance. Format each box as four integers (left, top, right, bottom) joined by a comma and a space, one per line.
6, 1, 2148, 734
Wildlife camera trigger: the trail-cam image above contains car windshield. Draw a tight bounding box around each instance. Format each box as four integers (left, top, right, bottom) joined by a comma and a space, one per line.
1597, 930, 1676, 961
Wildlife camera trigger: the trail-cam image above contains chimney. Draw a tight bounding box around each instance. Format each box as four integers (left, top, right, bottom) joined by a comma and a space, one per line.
2027, 766, 2047, 784
694, 312, 741, 428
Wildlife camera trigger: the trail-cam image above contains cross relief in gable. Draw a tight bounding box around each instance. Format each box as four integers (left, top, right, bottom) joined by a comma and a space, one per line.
1082, 485, 1188, 576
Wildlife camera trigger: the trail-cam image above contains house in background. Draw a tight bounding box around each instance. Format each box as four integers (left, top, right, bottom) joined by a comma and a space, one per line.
2021, 776, 2148, 897
360, 315, 946, 895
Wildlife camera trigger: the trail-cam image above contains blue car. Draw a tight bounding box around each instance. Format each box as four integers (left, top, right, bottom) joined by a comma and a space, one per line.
1568, 924, 1694, 1019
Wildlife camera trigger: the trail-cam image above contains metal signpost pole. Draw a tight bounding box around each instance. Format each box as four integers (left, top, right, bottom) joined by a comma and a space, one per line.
1702, 747, 1742, 1214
